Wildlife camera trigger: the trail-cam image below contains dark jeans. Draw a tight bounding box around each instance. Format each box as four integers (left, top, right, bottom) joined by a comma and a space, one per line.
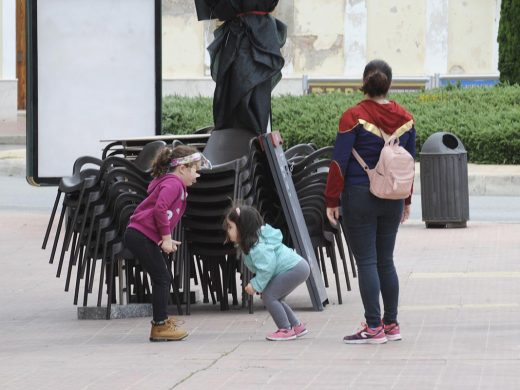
124, 228, 171, 322
342, 184, 403, 328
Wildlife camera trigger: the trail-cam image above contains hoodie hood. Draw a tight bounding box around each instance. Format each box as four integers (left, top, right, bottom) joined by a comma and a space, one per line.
356, 99, 413, 135
258, 224, 283, 247
147, 173, 185, 195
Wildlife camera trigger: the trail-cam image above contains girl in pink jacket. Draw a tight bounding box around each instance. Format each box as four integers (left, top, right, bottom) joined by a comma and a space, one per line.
125, 144, 210, 342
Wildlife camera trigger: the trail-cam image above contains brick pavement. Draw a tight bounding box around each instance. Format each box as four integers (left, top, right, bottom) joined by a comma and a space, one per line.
1, 210, 519, 389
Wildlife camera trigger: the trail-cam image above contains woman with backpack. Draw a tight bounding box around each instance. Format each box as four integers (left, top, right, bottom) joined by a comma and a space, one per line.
325, 59, 416, 344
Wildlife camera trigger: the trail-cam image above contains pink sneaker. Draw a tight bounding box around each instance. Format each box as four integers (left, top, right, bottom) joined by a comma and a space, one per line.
266, 328, 296, 341
383, 322, 402, 341
343, 323, 387, 344
293, 323, 308, 337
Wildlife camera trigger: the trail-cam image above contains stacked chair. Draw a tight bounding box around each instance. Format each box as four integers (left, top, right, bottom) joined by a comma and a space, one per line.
42, 131, 357, 316
285, 144, 357, 304
179, 129, 355, 313
41, 141, 181, 318
180, 128, 283, 314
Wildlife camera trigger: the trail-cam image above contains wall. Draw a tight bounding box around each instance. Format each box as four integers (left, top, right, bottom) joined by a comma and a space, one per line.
0, 0, 17, 128
0, 0, 503, 109
448, 0, 498, 74
0, 0, 3, 79
161, 0, 501, 96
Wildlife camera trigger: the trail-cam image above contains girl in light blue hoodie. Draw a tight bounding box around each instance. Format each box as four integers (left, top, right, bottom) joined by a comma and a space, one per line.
224, 205, 310, 341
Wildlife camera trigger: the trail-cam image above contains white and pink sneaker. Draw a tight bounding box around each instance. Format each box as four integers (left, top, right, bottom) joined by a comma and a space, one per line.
266, 328, 297, 341
293, 323, 308, 337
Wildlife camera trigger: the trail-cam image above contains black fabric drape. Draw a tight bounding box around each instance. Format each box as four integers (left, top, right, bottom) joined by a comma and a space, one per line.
196, 0, 286, 134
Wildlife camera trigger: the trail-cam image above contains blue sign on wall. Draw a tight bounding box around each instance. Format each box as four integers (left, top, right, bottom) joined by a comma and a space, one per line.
439, 78, 499, 88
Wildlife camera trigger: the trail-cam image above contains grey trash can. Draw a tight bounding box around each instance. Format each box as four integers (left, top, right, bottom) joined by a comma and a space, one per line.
420, 132, 469, 228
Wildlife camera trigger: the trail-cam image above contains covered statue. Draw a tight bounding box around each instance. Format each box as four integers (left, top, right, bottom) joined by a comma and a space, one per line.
195, 0, 286, 134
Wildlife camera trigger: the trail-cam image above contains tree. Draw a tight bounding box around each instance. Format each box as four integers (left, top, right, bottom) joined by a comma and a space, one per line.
498, 0, 520, 84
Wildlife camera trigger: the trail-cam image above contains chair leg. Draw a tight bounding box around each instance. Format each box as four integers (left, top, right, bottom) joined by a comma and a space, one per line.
57, 216, 75, 276
49, 205, 66, 264
185, 251, 191, 315
88, 257, 97, 293
82, 215, 99, 291
72, 202, 91, 273
163, 253, 183, 315
59, 231, 77, 280
170, 277, 183, 316
212, 260, 223, 304
206, 260, 217, 305
333, 230, 351, 291
327, 244, 342, 305
135, 265, 144, 303
73, 246, 84, 305
57, 187, 86, 272
96, 256, 106, 307
42, 189, 62, 249
64, 233, 80, 292
229, 257, 238, 306
95, 238, 109, 307
246, 269, 254, 314
341, 223, 357, 278
82, 257, 91, 307
318, 246, 329, 287
195, 255, 209, 303
106, 258, 115, 320
220, 257, 229, 311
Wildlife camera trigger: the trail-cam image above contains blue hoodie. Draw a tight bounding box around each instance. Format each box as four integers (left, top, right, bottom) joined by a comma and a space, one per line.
244, 224, 305, 292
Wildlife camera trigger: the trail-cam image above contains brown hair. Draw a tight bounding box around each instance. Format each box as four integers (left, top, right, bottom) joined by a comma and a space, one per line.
224, 203, 264, 255
151, 144, 199, 178
361, 59, 392, 97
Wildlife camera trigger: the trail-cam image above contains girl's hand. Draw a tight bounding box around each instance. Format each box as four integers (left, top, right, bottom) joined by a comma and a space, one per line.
401, 204, 411, 224
326, 207, 340, 226
160, 239, 182, 254
244, 283, 256, 296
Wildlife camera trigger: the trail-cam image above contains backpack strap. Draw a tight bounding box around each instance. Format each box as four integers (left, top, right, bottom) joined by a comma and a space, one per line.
352, 131, 399, 171
351, 148, 369, 171
380, 130, 390, 142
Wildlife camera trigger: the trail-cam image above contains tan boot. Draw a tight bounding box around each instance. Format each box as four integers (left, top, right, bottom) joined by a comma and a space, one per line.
149, 319, 188, 342
166, 316, 185, 326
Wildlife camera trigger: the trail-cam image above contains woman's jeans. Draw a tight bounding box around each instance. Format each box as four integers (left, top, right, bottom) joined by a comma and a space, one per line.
124, 228, 171, 323
342, 184, 404, 328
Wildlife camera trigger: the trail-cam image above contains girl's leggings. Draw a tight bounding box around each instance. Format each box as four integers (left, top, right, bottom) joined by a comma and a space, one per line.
124, 228, 171, 323
261, 260, 310, 329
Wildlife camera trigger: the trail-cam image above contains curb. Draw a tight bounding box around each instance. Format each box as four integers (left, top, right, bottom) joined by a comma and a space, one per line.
0, 151, 519, 196
0, 135, 25, 145
0, 148, 26, 177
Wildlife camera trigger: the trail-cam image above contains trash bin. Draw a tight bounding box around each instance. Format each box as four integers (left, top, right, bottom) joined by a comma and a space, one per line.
420, 132, 469, 228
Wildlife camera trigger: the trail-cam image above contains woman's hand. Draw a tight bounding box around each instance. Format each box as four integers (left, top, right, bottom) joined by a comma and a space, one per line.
326, 207, 340, 226
401, 204, 411, 223
244, 283, 256, 296
160, 239, 182, 254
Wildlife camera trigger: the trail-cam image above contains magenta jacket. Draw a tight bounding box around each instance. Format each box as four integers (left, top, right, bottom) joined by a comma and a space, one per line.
127, 174, 187, 244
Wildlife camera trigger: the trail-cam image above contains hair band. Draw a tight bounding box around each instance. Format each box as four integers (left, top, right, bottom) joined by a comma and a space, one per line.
170, 152, 212, 169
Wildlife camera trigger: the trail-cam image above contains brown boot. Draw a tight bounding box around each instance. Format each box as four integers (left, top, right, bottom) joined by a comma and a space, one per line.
166, 316, 185, 326
150, 319, 188, 342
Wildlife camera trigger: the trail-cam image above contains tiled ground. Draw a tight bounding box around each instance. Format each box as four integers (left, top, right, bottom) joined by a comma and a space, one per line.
1, 213, 519, 389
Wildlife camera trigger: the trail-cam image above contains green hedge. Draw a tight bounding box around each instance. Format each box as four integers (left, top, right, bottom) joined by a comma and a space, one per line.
162, 84, 520, 164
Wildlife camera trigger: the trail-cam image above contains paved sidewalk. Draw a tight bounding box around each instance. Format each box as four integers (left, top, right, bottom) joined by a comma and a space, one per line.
1, 121, 519, 388
1, 208, 519, 389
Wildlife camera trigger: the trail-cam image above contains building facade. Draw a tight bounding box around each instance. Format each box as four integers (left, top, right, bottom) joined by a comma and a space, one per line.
0, 0, 502, 125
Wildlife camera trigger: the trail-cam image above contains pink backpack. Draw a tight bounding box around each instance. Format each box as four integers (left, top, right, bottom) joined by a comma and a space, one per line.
351, 132, 415, 200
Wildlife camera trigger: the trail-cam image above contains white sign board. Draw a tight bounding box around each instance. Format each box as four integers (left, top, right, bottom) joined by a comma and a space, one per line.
27, 0, 160, 184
